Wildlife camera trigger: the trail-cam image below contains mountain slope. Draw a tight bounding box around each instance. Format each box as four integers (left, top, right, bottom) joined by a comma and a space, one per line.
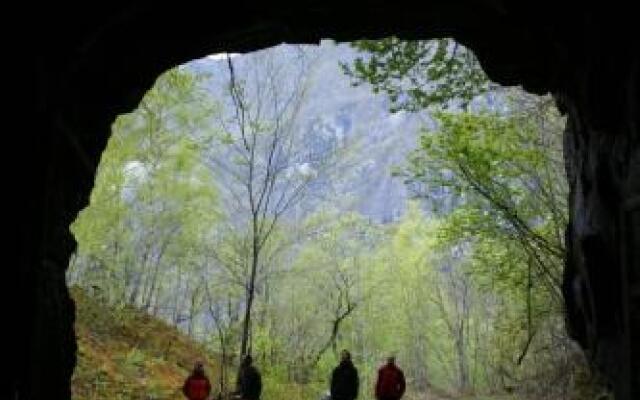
71, 287, 219, 399
189, 42, 425, 224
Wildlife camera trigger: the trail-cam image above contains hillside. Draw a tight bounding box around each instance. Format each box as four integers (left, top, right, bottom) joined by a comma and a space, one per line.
70, 287, 219, 399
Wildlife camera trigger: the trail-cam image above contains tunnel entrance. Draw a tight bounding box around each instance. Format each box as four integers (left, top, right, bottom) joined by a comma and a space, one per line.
67, 40, 605, 400
15, 3, 638, 400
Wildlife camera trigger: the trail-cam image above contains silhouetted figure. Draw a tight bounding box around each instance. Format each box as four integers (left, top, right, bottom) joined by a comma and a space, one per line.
330, 349, 359, 400
236, 355, 262, 400
183, 361, 212, 400
375, 356, 406, 400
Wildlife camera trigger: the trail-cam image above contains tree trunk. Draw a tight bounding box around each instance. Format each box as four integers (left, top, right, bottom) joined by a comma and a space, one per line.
240, 234, 259, 359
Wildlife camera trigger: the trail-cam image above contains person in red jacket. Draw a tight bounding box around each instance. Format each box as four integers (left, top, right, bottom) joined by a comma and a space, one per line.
375, 356, 406, 400
182, 361, 212, 400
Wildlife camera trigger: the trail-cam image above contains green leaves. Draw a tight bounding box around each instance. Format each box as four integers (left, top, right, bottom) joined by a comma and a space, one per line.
342, 38, 490, 112
392, 92, 570, 392
70, 67, 222, 307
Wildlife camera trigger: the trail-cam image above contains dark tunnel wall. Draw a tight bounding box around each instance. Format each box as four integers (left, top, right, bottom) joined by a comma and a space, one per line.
11, 2, 639, 399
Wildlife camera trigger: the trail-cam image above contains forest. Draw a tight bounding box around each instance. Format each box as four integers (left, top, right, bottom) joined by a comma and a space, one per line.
67, 40, 607, 400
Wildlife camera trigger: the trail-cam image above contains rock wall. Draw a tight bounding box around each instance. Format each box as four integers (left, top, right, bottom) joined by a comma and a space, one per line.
559, 46, 640, 398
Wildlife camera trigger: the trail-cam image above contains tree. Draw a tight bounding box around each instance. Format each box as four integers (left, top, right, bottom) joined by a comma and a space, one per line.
70, 68, 221, 326
398, 92, 573, 395
342, 37, 580, 396
402, 92, 567, 304
270, 210, 381, 382
206, 48, 328, 362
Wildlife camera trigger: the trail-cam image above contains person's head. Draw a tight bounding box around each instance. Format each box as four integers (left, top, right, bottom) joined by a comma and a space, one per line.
242, 354, 253, 366
340, 349, 351, 362
193, 360, 204, 374
386, 355, 396, 365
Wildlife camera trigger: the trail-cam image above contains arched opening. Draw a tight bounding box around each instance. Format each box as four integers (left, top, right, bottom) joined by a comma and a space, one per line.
14, 3, 638, 400
68, 40, 597, 399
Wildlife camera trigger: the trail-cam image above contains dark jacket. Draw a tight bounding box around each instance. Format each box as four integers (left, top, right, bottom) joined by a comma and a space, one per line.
238, 365, 262, 400
330, 360, 359, 400
182, 371, 211, 400
375, 363, 405, 400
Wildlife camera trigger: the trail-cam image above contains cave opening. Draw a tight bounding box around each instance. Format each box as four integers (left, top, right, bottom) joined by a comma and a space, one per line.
66, 39, 606, 400
14, 3, 638, 400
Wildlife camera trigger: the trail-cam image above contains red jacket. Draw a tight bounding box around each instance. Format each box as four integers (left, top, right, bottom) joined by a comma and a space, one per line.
182, 372, 211, 400
375, 363, 406, 400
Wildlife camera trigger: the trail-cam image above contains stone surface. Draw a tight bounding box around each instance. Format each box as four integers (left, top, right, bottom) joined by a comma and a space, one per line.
11, 2, 639, 399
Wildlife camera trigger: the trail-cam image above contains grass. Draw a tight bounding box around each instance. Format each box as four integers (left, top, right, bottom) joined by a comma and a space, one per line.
70, 286, 219, 399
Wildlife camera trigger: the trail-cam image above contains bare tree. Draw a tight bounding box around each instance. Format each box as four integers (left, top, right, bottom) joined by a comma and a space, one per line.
205, 47, 326, 364
309, 267, 358, 369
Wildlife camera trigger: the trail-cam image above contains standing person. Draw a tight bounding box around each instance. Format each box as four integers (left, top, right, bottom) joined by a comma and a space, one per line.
237, 355, 262, 400
182, 361, 212, 400
330, 349, 359, 400
375, 355, 406, 400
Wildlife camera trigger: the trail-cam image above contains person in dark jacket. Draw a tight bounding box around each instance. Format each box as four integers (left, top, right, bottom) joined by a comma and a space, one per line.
330, 349, 359, 400
375, 356, 405, 400
182, 361, 212, 400
236, 355, 262, 400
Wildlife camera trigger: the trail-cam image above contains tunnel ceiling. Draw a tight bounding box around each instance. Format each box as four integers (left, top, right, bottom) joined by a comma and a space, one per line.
38, 2, 635, 147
